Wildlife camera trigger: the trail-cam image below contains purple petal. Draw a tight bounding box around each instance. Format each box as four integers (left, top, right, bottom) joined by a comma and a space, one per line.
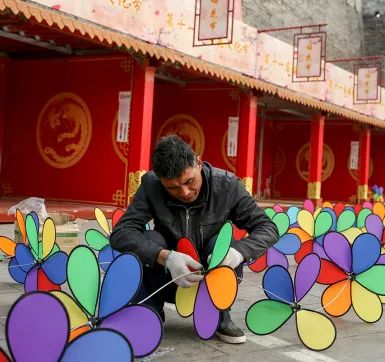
267, 248, 288, 269
24, 267, 38, 292
313, 243, 329, 260
7, 292, 69, 362
365, 215, 383, 240
377, 254, 385, 265
100, 305, 162, 357
294, 254, 321, 302
324, 232, 352, 272
193, 280, 220, 340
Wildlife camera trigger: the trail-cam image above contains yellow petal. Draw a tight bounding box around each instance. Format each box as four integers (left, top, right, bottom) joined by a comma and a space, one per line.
352, 281, 382, 323
297, 210, 314, 237
175, 284, 198, 318
95, 208, 110, 235
341, 228, 363, 244
296, 309, 336, 351
42, 218, 55, 259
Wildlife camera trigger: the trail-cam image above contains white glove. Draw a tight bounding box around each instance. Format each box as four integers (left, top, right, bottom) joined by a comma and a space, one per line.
165, 251, 204, 288
208, 247, 244, 269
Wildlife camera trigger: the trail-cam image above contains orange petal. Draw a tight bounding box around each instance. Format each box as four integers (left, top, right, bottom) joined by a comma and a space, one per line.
321, 280, 351, 317
16, 209, 27, 244
206, 266, 237, 310
69, 325, 91, 342
0, 236, 16, 256
288, 228, 311, 243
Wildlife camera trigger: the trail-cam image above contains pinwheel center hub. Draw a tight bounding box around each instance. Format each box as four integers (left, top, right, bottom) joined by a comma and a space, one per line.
347, 272, 356, 280
88, 316, 101, 328
36, 260, 42, 268
291, 302, 301, 311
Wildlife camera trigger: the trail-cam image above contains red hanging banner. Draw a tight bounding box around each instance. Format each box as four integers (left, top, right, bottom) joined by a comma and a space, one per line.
193, 0, 234, 46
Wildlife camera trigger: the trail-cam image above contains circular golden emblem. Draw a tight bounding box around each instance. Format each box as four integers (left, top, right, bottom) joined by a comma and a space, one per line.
221, 130, 236, 172
36, 93, 92, 168
348, 158, 374, 181
112, 112, 129, 164
157, 114, 205, 156
296, 143, 334, 182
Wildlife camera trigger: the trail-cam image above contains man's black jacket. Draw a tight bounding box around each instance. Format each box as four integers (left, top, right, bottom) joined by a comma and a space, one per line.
110, 162, 279, 267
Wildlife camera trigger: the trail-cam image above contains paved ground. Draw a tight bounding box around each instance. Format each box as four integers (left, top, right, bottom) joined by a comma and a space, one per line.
1, 222, 385, 361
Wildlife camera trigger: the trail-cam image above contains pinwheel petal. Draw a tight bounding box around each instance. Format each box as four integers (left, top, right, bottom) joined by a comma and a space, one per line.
264, 207, 276, 219
24, 267, 38, 292
95, 208, 110, 234
272, 213, 290, 236
232, 224, 247, 240
206, 266, 237, 310
289, 228, 312, 243
8, 257, 27, 283
193, 280, 220, 340
98, 245, 120, 272
246, 300, 293, 334
177, 237, 200, 263
248, 253, 267, 272
273, 204, 284, 212
51, 291, 89, 332
356, 265, 385, 295
351, 281, 382, 323
42, 218, 55, 259
0, 347, 11, 362
42, 251, 68, 285
296, 309, 336, 351
61, 329, 133, 362
175, 284, 199, 317
352, 233, 380, 274
317, 259, 346, 284
101, 305, 162, 357
314, 212, 333, 237
321, 207, 337, 230
0, 236, 16, 257
26, 213, 39, 256
6, 292, 69, 362
294, 240, 313, 264
15, 244, 35, 273
321, 280, 351, 317
356, 208, 372, 228
313, 242, 329, 260
274, 233, 301, 255
267, 248, 288, 269
341, 227, 363, 244
377, 253, 385, 265
99, 253, 142, 318
287, 206, 300, 226
365, 214, 383, 240
323, 232, 352, 272
297, 210, 314, 237
336, 210, 356, 232
16, 209, 26, 244
373, 201, 385, 219
37, 269, 61, 292
69, 325, 91, 342
208, 221, 233, 269
67, 246, 100, 316
112, 208, 125, 228
263, 266, 294, 304
85, 229, 109, 251
295, 254, 320, 302
303, 199, 315, 213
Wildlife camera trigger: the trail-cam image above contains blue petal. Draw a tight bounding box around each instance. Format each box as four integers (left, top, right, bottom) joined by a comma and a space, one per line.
30, 211, 40, 231
274, 234, 301, 254
263, 266, 294, 304
98, 246, 121, 272
42, 251, 68, 285
352, 233, 381, 274
8, 257, 27, 283
286, 206, 300, 226
99, 253, 142, 318
61, 329, 133, 362
15, 244, 35, 272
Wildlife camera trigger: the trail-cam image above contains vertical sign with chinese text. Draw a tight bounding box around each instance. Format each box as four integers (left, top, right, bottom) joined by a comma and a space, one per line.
354, 65, 381, 104
116, 91, 131, 142
349, 141, 359, 170
227, 116, 239, 156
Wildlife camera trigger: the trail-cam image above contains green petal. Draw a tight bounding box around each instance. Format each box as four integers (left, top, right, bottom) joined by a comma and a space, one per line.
356, 265, 385, 295
209, 221, 233, 269
85, 229, 109, 251
67, 246, 100, 316
336, 210, 356, 232
246, 300, 293, 335
272, 213, 290, 237
264, 208, 276, 220
314, 212, 333, 237
356, 208, 372, 228
26, 214, 39, 257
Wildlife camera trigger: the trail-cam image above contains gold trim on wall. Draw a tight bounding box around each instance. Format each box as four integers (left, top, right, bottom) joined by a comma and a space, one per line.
357, 184, 368, 201
241, 177, 253, 195
128, 170, 147, 199
307, 181, 321, 199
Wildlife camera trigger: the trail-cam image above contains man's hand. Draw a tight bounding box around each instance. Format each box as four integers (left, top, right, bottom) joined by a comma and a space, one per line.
207, 247, 244, 269
165, 251, 204, 288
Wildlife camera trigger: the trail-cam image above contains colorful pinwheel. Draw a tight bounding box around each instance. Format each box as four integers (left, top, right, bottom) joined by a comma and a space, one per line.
175, 222, 238, 340
318, 231, 385, 322
246, 254, 336, 351
85, 208, 124, 271
249, 212, 300, 272
52, 245, 162, 357
4, 291, 133, 362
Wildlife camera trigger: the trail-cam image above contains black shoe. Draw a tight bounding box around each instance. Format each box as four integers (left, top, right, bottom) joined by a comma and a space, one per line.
216, 319, 246, 344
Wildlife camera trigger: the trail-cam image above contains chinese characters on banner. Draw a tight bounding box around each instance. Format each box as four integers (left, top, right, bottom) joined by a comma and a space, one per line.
349, 141, 359, 170
116, 91, 132, 142
293, 32, 326, 82
354, 65, 381, 104
194, 0, 234, 46
227, 116, 239, 157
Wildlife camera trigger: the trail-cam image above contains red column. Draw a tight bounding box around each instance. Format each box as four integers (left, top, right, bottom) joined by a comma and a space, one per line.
236, 92, 257, 195
0, 56, 9, 196
127, 60, 156, 204
307, 113, 325, 206
357, 126, 371, 203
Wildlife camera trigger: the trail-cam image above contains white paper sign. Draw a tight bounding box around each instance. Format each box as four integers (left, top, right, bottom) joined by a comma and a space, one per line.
117, 91, 132, 142
199, 0, 229, 40
297, 36, 322, 78
349, 141, 359, 170
227, 116, 239, 157
357, 66, 379, 101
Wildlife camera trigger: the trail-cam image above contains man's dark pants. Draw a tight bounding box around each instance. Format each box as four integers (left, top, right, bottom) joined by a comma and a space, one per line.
133, 230, 243, 326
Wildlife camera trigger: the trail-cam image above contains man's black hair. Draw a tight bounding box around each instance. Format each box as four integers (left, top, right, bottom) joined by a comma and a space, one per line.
152, 135, 196, 178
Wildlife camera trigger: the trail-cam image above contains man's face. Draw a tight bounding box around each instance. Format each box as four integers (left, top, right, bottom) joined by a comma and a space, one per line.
160, 157, 203, 204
